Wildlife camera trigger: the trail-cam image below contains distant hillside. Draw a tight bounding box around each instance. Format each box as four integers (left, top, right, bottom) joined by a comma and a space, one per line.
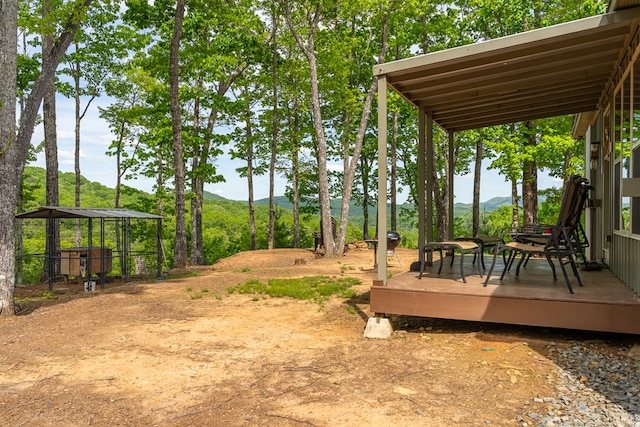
257, 195, 514, 218
454, 196, 513, 215
202, 190, 230, 201
23, 166, 516, 219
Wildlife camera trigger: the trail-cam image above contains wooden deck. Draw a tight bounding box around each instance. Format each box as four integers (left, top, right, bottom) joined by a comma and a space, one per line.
370, 255, 640, 335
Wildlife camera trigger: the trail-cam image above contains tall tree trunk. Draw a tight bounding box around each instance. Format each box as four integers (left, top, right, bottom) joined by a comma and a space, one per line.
291, 107, 301, 248
74, 47, 82, 246
190, 81, 204, 265
169, 0, 187, 268
156, 154, 165, 268
285, 2, 335, 257
511, 179, 519, 231
434, 135, 449, 242
245, 96, 257, 251
1, 0, 93, 315
390, 111, 398, 232
522, 120, 538, 226
336, 7, 391, 255
268, 12, 278, 250
115, 129, 124, 275
0, 0, 19, 314
472, 137, 483, 237
16, 31, 29, 286
42, 0, 60, 281
361, 153, 370, 240
190, 68, 244, 263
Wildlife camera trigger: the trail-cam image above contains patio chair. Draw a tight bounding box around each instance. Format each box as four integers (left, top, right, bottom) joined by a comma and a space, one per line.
483, 175, 590, 294
513, 177, 594, 271
509, 175, 593, 270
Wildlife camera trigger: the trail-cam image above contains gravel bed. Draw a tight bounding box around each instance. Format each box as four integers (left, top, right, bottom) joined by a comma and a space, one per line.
517, 342, 640, 427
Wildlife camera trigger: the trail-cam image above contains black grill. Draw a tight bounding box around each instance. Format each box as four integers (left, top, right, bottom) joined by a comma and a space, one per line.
387, 231, 401, 251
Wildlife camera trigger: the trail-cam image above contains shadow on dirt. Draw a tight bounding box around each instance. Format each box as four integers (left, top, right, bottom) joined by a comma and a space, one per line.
14, 279, 147, 316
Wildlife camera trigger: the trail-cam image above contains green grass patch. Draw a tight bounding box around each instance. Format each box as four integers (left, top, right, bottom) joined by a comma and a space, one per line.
228, 276, 359, 304
232, 279, 268, 294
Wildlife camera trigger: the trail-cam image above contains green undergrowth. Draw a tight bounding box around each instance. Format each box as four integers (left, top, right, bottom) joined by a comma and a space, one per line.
227, 276, 360, 304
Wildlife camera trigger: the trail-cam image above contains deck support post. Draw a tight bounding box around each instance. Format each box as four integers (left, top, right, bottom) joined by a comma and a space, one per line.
363, 314, 394, 339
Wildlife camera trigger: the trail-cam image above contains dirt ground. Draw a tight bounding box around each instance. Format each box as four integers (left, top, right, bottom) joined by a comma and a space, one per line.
0, 246, 636, 426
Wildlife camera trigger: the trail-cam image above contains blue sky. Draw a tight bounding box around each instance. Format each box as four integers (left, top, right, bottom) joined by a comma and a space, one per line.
28, 94, 562, 205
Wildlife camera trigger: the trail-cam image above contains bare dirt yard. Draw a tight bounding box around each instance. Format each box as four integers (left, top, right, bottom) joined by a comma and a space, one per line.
0, 246, 636, 426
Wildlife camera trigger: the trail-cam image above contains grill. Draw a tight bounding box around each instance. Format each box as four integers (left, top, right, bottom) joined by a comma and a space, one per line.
386, 231, 401, 255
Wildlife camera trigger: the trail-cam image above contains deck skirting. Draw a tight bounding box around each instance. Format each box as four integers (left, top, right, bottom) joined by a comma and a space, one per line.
370, 258, 640, 335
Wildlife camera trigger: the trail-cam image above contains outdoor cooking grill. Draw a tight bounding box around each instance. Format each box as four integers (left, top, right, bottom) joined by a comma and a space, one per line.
386, 231, 401, 255
365, 231, 402, 267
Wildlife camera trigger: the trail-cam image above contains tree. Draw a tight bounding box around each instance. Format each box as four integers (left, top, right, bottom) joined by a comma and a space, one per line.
522, 120, 538, 226
41, 0, 61, 279
284, 0, 335, 257
182, 1, 256, 264
169, 0, 187, 268
229, 79, 261, 250
268, 9, 279, 250
334, 1, 392, 253
59, 2, 124, 244
1, 0, 93, 316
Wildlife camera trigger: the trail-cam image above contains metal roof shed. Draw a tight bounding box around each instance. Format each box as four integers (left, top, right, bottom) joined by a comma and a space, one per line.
373, 6, 640, 282
16, 207, 164, 290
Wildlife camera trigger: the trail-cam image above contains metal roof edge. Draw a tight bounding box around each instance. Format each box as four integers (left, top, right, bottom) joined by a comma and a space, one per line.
15, 206, 162, 219
373, 7, 640, 77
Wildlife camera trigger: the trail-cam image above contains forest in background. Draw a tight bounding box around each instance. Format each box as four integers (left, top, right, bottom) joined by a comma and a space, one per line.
13, 0, 604, 269
17, 166, 564, 285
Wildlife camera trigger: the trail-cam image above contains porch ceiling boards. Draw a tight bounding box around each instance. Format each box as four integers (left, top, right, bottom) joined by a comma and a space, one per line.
371, 259, 640, 335
373, 7, 640, 132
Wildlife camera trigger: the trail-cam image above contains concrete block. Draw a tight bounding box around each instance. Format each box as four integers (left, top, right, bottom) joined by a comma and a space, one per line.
363, 317, 393, 339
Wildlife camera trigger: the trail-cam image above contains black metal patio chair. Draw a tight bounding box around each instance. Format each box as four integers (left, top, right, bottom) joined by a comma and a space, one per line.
483, 175, 590, 294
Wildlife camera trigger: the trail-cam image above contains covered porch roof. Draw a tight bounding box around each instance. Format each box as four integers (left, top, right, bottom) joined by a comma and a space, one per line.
374, 6, 640, 133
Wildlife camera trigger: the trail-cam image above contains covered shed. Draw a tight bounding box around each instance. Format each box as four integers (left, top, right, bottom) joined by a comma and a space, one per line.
16, 206, 164, 290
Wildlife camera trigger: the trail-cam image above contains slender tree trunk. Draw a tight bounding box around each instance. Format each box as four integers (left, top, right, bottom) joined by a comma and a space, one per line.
42, 1, 60, 281
245, 96, 257, 251
336, 7, 391, 255
391, 111, 398, 232
522, 120, 538, 226
169, 0, 187, 268
268, 12, 278, 250
74, 48, 82, 246
1, 0, 92, 315
190, 68, 244, 262
285, 2, 335, 257
0, 0, 18, 314
434, 135, 449, 241
291, 107, 301, 248
114, 117, 139, 272
16, 32, 29, 286
115, 129, 123, 274
190, 82, 204, 265
472, 137, 483, 237
511, 179, 519, 231
361, 154, 370, 240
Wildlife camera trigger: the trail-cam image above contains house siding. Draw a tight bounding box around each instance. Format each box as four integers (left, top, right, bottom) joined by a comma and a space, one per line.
611, 233, 640, 294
